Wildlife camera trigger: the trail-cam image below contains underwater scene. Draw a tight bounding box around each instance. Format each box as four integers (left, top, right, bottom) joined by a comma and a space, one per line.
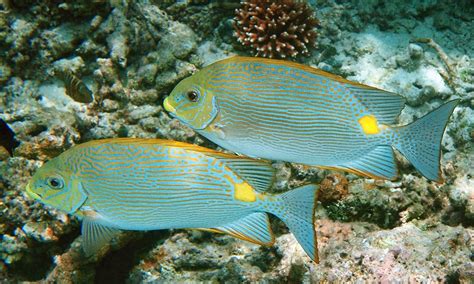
0, 0, 473, 283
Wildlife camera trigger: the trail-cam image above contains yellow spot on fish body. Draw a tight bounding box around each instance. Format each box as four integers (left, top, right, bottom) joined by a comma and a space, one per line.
163, 97, 176, 113
234, 182, 256, 202
358, 115, 380, 135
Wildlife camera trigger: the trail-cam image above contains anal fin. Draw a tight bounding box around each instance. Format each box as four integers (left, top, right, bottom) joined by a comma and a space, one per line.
199, 212, 275, 246
82, 218, 121, 256
323, 145, 398, 180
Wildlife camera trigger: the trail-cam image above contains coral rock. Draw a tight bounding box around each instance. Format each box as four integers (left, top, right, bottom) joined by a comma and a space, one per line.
234, 0, 318, 58
318, 173, 349, 204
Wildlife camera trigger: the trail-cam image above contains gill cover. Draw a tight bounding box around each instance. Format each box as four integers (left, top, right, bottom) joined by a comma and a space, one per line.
170, 94, 218, 130
166, 76, 220, 130
43, 178, 88, 214
194, 95, 219, 130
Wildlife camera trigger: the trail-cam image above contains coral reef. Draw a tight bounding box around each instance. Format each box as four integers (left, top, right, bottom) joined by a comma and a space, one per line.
317, 173, 349, 204
159, 1, 238, 39
0, 0, 473, 282
233, 0, 319, 58
0, 1, 201, 281
126, 220, 473, 282
312, 220, 473, 282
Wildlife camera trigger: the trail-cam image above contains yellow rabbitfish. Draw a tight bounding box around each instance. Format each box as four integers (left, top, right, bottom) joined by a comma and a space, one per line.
164, 56, 459, 182
26, 138, 319, 261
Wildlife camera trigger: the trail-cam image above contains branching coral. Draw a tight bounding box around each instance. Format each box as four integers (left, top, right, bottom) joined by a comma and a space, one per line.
234, 0, 318, 59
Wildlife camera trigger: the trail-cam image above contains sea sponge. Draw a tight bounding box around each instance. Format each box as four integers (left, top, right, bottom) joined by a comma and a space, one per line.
234, 0, 318, 59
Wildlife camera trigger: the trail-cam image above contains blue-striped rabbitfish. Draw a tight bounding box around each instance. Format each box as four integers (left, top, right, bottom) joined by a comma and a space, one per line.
163, 56, 459, 182
25, 138, 319, 261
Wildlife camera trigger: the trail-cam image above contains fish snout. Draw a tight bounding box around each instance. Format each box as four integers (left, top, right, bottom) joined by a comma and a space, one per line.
25, 182, 42, 200
163, 97, 176, 115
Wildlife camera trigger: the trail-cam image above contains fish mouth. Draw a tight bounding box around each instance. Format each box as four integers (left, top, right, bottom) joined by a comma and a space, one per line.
163, 97, 176, 114
25, 183, 41, 200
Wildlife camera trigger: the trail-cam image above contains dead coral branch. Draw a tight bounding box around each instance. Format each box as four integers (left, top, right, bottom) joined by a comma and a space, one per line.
234, 0, 319, 59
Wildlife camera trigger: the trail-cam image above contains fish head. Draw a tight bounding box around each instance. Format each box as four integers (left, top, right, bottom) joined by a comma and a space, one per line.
26, 155, 87, 215
164, 76, 219, 130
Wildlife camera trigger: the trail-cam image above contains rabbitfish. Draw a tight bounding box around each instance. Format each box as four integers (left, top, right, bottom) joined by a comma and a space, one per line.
163, 56, 459, 182
26, 138, 319, 261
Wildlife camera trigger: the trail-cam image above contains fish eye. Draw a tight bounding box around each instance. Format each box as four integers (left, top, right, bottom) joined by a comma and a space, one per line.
46, 177, 64, 190
186, 90, 199, 102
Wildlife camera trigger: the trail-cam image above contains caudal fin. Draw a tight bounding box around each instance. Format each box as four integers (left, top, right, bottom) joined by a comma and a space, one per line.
272, 184, 319, 262
393, 100, 459, 182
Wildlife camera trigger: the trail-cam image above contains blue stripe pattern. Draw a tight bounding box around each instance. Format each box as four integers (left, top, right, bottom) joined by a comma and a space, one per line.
166, 57, 456, 181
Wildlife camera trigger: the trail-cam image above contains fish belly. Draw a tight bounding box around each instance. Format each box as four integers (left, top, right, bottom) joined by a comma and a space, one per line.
91, 191, 256, 231
205, 124, 375, 166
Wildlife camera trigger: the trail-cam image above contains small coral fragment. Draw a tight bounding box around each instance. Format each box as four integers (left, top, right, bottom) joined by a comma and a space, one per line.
233, 0, 318, 59
318, 173, 349, 204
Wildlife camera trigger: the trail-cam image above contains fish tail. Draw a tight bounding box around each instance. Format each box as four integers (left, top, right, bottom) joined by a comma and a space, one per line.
392, 100, 459, 182
270, 184, 319, 262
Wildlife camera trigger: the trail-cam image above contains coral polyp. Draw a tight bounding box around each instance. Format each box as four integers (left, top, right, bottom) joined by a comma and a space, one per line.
233, 0, 318, 59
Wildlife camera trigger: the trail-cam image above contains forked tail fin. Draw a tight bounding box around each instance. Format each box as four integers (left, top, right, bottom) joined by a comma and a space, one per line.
393, 100, 459, 182
272, 184, 319, 262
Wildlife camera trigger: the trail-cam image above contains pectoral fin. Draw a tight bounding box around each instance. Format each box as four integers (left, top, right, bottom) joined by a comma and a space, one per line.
81, 218, 121, 256
217, 159, 276, 193
200, 212, 275, 246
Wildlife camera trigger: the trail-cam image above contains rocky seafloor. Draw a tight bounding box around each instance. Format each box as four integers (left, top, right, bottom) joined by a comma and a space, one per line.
0, 0, 473, 282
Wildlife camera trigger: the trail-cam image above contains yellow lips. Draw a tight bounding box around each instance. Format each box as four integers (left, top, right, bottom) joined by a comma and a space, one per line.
25, 183, 41, 200
163, 97, 176, 113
